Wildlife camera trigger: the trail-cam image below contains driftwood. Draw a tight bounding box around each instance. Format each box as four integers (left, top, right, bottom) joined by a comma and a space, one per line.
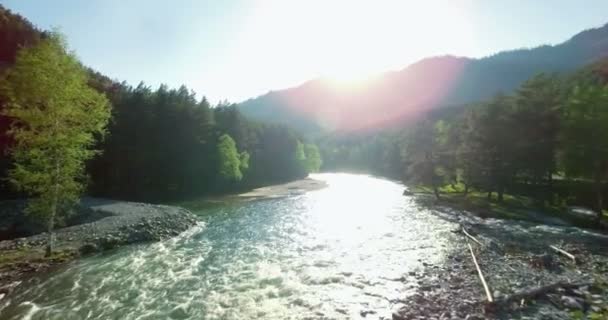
462, 226, 483, 246
468, 242, 493, 302
549, 245, 576, 263
489, 281, 591, 307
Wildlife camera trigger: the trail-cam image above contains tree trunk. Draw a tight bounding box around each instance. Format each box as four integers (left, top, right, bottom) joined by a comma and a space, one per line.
46, 159, 59, 257
594, 174, 604, 224
45, 220, 54, 257
547, 172, 555, 205
46, 192, 57, 257
497, 188, 504, 203
433, 185, 441, 200
487, 191, 492, 201
463, 184, 470, 197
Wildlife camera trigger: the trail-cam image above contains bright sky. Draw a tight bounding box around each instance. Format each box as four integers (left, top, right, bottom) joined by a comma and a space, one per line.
4, 0, 608, 103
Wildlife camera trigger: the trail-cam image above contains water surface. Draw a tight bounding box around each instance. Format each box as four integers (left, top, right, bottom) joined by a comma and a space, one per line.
0, 173, 459, 319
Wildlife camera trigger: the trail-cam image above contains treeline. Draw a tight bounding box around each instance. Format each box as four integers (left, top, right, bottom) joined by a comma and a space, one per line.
318, 132, 404, 178
319, 59, 608, 222
86, 78, 322, 202
0, 6, 321, 203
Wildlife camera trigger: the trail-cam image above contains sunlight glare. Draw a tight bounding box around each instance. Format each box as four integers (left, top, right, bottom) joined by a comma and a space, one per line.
225, 0, 475, 97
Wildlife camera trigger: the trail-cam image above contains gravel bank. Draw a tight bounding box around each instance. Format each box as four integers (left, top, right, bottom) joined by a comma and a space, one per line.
0, 198, 198, 299
392, 203, 608, 320
236, 177, 328, 199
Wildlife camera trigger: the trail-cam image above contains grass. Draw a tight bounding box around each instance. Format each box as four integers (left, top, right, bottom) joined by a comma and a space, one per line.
0, 248, 35, 266
0, 247, 76, 271
412, 183, 604, 229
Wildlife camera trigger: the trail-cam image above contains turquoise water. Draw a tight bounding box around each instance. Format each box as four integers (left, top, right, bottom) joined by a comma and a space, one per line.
0, 173, 459, 320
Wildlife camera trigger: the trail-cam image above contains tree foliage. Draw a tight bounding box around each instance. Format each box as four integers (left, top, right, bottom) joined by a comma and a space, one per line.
316, 58, 608, 225
0, 34, 111, 254
0, 7, 322, 205
304, 144, 322, 172
217, 134, 243, 182
561, 83, 608, 220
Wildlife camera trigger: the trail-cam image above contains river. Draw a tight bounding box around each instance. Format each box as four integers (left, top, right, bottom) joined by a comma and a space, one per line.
1, 173, 462, 319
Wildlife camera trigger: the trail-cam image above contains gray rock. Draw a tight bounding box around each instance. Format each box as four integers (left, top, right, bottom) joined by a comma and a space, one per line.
360, 309, 376, 317
493, 290, 501, 298
561, 296, 583, 309
392, 312, 406, 320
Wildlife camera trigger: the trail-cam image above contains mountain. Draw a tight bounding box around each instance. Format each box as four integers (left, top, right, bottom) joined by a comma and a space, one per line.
238, 24, 608, 134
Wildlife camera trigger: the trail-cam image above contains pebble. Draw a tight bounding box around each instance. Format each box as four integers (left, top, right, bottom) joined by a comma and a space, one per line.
493, 290, 501, 298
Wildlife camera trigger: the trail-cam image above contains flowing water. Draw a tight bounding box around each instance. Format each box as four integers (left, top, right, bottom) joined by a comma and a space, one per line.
0, 173, 461, 320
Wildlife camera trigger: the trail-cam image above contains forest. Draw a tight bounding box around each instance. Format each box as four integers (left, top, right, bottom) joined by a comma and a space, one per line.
318, 59, 608, 225
0, 3, 607, 225
0, 6, 322, 204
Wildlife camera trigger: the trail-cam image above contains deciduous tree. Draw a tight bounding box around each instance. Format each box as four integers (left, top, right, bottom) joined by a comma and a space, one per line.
1, 33, 111, 255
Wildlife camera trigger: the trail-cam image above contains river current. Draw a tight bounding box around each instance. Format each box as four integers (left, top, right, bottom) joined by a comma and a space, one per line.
0, 173, 461, 319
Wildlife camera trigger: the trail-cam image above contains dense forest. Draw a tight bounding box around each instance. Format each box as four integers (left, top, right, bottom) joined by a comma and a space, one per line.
318, 59, 608, 224
0, 5, 322, 204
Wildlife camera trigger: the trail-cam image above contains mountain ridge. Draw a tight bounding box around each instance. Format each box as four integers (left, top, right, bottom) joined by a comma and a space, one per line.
238, 23, 608, 133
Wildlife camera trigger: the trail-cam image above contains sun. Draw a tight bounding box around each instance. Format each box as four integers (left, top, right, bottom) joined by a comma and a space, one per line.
321, 72, 378, 92
229, 0, 474, 96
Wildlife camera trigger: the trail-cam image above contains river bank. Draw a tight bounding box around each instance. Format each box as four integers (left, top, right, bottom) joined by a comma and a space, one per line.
0, 176, 326, 302
391, 197, 608, 319
177, 176, 328, 210
0, 198, 198, 300
236, 177, 328, 199
2, 174, 607, 319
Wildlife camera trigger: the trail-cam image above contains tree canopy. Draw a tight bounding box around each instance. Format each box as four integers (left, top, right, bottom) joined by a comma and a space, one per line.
0, 33, 111, 254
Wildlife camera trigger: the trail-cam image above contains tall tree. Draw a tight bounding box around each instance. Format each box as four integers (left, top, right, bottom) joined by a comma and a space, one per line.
461, 94, 517, 201
217, 134, 243, 182
513, 73, 561, 201
0, 34, 111, 255
304, 144, 322, 172
561, 83, 608, 222
404, 120, 444, 199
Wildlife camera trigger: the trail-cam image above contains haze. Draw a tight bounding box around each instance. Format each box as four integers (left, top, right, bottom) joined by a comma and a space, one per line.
4, 0, 608, 102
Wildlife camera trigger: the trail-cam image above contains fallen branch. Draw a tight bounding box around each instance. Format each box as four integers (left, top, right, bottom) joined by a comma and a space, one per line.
549, 245, 576, 263
468, 242, 493, 302
462, 226, 483, 246
489, 281, 591, 307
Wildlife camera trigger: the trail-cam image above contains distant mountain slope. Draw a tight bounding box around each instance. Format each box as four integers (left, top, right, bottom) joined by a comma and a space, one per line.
238, 24, 608, 133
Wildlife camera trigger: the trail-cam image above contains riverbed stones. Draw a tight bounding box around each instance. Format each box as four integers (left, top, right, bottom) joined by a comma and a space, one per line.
0, 198, 198, 297
561, 295, 584, 309
390, 204, 608, 320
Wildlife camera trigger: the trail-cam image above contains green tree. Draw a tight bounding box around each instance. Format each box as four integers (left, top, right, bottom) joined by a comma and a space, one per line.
513, 74, 561, 202
0, 34, 111, 256
460, 95, 517, 201
561, 83, 608, 222
304, 144, 322, 172
239, 151, 250, 174
217, 134, 243, 182
404, 120, 444, 200
295, 140, 307, 171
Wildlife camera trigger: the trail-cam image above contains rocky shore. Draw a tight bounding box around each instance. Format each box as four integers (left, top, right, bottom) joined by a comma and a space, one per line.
391, 203, 608, 320
0, 198, 198, 300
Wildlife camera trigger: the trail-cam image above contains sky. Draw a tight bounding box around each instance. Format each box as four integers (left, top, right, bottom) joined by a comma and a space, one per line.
3, 0, 608, 103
